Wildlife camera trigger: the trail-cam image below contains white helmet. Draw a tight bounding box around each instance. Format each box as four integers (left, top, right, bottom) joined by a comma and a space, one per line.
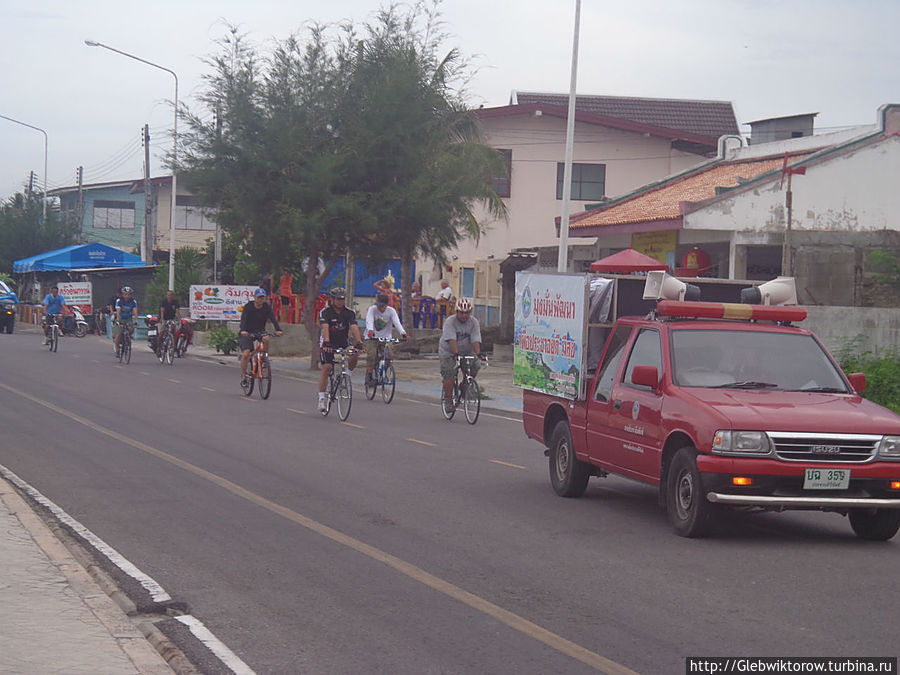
455, 298, 472, 313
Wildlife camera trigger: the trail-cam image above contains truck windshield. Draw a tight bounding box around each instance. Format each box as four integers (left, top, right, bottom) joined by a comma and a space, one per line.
671, 329, 848, 392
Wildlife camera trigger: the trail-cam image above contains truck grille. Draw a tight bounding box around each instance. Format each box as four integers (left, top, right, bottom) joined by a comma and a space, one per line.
769, 432, 880, 463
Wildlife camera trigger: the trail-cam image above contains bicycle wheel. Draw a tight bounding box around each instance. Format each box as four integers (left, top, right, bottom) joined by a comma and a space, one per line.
441, 380, 458, 420
463, 377, 481, 424
365, 365, 377, 400
241, 355, 255, 396
164, 335, 175, 365
156, 336, 166, 363
175, 335, 187, 358
123, 337, 132, 364
257, 355, 272, 400
51, 326, 58, 352
381, 363, 395, 404
337, 372, 352, 421
321, 374, 334, 416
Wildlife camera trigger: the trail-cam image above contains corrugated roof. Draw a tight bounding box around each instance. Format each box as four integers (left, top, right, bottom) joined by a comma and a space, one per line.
514, 92, 739, 139
570, 152, 813, 230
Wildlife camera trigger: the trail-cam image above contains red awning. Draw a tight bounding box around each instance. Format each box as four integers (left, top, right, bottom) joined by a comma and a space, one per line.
589, 248, 668, 273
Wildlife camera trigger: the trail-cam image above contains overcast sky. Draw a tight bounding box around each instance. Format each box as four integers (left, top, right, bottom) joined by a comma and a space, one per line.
2, 0, 898, 199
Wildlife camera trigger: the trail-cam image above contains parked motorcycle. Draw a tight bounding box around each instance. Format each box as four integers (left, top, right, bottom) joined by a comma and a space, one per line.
145, 315, 160, 353
59, 306, 89, 338
174, 318, 195, 357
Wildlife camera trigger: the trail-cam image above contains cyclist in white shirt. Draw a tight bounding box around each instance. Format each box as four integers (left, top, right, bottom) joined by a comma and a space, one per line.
364, 293, 407, 386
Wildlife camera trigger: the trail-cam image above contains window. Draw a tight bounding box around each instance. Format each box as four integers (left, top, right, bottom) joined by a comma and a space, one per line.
461, 267, 475, 297
593, 325, 632, 402
556, 163, 606, 201
623, 329, 662, 391
174, 196, 217, 231
489, 149, 511, 198
92, 200, 135, 229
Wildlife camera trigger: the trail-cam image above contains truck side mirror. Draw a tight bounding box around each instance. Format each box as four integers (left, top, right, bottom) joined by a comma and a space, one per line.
631, 365, 659, 389
848, 372, 866, 393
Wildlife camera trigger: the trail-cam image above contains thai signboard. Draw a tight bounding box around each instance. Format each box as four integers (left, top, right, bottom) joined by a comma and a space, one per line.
513, 273, 589, 400
57, 281, 92, 314
189, 285, 258, 320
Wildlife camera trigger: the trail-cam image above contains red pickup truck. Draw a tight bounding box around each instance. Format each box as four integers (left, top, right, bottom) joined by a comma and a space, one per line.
522, 299, 900, 539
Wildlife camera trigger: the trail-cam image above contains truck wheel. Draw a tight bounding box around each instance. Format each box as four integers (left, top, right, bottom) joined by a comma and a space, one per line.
667, 447, 717, 537
849, 509, 900, 541
549, 421, 590, 498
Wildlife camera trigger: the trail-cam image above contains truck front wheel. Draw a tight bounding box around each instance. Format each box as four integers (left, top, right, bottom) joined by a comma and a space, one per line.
667, 447, 717, 537
549, 421, 590, 498
848, 509, 900, 541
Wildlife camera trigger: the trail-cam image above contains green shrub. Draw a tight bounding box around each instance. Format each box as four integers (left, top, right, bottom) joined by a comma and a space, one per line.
208, 326, 239, 355
836, 338, 900, 413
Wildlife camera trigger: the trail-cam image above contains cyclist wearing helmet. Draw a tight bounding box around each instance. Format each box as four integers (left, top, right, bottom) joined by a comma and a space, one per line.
364, 293, 408, 386
41, 285, 67, 345
239, 288, 283, 384
440, 297, 484, 405
114, 287, 138, 356
318, 287, 363, 412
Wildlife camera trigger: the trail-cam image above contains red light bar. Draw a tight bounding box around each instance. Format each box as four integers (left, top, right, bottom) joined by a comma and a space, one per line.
657, 300, 807, 322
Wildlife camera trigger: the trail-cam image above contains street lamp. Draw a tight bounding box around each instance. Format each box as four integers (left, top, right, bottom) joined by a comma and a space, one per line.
85, 39, 178, 290
0, 113, 48, 220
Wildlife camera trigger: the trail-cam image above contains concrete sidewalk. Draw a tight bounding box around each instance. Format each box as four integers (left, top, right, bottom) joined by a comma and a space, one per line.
0, 475, 175, 674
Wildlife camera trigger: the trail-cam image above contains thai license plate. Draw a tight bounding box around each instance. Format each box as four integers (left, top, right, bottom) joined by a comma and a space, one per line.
803, 468, 850, 490
147, 328, 157, 336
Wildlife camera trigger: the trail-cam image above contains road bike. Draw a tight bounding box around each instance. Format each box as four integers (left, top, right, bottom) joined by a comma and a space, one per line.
156, 320, 176, 365
364, 337, 399, 404
45, 314, 60, 352
321, 347, 356, 420
241, 332, 274, 399
115, 321, 133, 365
441, 354, 487, 424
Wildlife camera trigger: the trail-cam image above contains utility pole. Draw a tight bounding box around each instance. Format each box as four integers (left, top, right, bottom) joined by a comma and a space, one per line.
143, 125, 153, 265
557, 0, 581, 273
779, 153, 806, 277
76, 166, 84, 224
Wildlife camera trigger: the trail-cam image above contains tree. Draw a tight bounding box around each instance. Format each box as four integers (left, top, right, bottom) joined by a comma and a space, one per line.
345, 4, 507, 330
144, 247, 210, 311
0, 191, 79, 274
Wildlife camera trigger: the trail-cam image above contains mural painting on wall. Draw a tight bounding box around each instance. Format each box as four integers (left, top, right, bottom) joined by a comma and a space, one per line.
632, 231, 677, 271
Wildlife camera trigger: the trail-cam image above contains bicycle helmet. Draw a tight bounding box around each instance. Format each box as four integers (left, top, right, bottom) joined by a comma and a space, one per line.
330, 287, 346, 299
455, 298, 472, 313
121, 286, 133, 294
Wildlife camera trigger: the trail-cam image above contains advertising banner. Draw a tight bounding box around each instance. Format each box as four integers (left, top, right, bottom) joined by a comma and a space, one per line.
189, 285, 258, 320
57, 281, 92, 314
513, 273, 589, 400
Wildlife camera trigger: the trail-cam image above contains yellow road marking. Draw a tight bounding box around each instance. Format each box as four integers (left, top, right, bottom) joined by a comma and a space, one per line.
287, 408, 307, 415
342, 422, 364, 429
201, 386, 216, 392
168, 379, 180, 384
141, 372, 150, 376
72, 354, 80, 358
0, 380, 634, 674
408, 438, 436, 447
489, 460, 527, 470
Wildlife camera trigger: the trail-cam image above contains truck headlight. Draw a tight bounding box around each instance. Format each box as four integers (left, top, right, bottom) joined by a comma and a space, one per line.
712, 430, 772, 455
877, 436, 900, 460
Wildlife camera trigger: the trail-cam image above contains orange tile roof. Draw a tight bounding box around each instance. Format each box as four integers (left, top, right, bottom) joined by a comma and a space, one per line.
570, 153, 814, 230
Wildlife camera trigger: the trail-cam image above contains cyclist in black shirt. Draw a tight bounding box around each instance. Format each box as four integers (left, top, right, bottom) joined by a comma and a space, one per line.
317, 287, 363, 412
158, 290, 180, 343
239, 288, 283, 384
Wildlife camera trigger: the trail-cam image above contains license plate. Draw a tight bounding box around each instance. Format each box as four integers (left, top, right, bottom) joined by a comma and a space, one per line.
803, 468, 850, 490
147, 329, 157, 336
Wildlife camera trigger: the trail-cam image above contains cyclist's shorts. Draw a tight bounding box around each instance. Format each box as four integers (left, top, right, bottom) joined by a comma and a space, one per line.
113, 318, 134, 336
320, 339, 351, 365
239, 334, 256, 352
440, 354, 480, 380
364, 340, 383, 367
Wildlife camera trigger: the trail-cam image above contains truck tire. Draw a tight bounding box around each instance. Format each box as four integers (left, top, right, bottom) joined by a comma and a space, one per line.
667, 447, 717, 537
549, 421, 590, 498
848, 509, 900, 541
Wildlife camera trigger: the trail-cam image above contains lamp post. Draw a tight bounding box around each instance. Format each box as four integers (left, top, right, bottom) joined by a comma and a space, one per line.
1, 113, 48, 220
557, 0, 581, 273
85, 40, 178, 290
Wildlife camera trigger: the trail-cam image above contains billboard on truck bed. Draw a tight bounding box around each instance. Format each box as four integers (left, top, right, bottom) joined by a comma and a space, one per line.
513, 272, 589, 400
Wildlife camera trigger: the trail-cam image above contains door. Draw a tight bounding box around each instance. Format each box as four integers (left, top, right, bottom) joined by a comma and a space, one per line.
585, 325, 633, 469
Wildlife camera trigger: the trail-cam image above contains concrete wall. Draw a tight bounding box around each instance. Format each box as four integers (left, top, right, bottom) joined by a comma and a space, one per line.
804, 305, 900, 357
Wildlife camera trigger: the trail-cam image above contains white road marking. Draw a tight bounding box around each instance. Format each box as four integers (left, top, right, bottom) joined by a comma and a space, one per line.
174, 615, 255, 675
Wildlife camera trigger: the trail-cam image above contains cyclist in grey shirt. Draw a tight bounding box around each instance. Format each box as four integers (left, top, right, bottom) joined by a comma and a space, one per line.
439, 298, 484, 403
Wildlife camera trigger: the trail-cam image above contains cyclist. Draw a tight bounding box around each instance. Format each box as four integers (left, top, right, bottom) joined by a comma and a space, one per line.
158, 290, 181, 348
318, 287, 363, 412
364, 293, 408, 387
113, 287, 138, 356
440, 298, 485, 407
239, 288, 283, 385
41, 285, 67, 345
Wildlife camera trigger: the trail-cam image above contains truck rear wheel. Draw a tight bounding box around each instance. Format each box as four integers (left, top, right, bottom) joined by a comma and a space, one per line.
549, 421, 590, 498
848, 509, 900, 541
667, 447, 717, 537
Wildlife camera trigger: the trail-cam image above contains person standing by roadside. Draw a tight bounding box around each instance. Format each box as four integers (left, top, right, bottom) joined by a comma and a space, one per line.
41, 285, 67, 345
317, 287, 363, 412
278, 267, 294, 324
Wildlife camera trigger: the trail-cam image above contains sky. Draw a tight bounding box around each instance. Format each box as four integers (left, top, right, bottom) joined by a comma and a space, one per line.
1, 0, 898, 200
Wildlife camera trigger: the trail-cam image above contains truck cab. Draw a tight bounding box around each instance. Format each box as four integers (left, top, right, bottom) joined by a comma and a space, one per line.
520, 275, 900, 540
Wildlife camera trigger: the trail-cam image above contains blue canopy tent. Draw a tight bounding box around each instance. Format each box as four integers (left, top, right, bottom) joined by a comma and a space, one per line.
13, 243, 147, 272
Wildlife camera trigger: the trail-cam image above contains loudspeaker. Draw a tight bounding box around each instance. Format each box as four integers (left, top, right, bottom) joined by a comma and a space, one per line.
642, 271, 700, 301
740, 276, 798, 305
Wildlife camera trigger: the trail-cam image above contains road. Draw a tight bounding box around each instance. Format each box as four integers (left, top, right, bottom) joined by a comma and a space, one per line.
1, 329, 898, 674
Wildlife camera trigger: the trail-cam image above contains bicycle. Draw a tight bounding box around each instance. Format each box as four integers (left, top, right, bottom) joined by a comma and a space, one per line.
114, 321, 134, 364
45, 314, 60, 352
321, 347, 356, 420
156, 320, 176, 365
241, 332, 274, 400
441, 354, 487, 424
364, 338, 399, 404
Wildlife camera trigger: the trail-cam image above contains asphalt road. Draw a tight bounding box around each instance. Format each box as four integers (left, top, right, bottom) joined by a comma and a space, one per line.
1, 329, 898, 674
